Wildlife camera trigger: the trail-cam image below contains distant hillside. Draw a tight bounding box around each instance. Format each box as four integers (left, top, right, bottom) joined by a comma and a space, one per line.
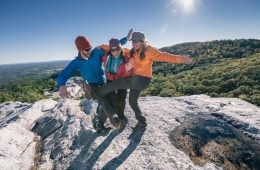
0, 60, 69, 86
0, 39, 259, 106
143, 39, 260, 106
0, 60, 69, 103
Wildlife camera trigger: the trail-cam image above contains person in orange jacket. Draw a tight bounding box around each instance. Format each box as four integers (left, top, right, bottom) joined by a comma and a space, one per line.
95, 31, 192, 131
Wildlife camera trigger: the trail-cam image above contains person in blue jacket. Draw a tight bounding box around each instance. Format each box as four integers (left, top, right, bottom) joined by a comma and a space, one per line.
57, 32, 131, 131
57, 36, 107, 96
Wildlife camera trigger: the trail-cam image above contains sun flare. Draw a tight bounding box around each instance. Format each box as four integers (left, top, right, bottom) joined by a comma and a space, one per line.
180, 0, 194, 12
178, 0, 196, 13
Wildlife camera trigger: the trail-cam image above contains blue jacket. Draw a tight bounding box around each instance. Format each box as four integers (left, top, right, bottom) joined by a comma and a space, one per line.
56, 37, 128, 88
57, 48, 106, 88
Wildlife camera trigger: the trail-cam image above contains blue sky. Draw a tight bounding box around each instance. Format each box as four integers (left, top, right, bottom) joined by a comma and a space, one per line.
1, 0, 259, 65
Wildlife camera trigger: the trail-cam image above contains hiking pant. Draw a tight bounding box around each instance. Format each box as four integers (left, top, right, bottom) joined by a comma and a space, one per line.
89, 84, 127, 126
106, 89, 127, 119
96, 76, 151, 124
89, 84, 109, 126
96, 99, 107, 125
98, 89, 127, 125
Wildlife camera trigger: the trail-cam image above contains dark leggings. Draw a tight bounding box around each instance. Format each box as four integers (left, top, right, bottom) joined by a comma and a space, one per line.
98, 89, 127, 125
90, 85, 128, 125
96, 76, 151, 124
106, 89, 127, 118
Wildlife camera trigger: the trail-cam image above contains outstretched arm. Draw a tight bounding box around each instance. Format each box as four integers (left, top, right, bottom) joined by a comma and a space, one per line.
119, 29, 133, 46
126, 28, 133, 41
150, 46, 192, 64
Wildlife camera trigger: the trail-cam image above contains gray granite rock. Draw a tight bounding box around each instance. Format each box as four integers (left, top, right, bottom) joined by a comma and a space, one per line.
0, 79, 259, 170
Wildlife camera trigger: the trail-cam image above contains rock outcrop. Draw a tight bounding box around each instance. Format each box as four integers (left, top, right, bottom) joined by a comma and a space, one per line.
0, 78, 259, 170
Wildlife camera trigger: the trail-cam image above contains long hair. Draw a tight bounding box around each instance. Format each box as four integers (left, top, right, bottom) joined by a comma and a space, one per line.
130, 41, 146, 60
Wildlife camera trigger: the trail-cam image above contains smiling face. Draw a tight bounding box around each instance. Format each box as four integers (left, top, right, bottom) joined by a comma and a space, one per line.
132, 40, 144, 51
80, 47, 92, 58
110, 47, 122, 58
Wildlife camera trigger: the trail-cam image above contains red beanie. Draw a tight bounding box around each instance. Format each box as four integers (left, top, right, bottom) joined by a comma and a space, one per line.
75, 36, 92, 51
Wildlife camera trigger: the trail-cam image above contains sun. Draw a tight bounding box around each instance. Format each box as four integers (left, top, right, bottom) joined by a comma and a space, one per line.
167, 0, 199, 17
178, 0, 196, 13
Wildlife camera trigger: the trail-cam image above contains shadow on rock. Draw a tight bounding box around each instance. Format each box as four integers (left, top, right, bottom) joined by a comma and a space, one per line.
169, 114, 260, 170
68, 130, 118, 170
101, 129, 146, 170
32, 114, 111, 169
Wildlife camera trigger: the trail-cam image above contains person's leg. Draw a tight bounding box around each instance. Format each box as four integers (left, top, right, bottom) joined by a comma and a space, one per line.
96, 76, 151, 98
94, 99, 108, 131
116, 89, 127, 119
128, 77, 151, 130
102, 97, 123, 129
92, 77, 150, 131
83, 81, 92, 99
128, 89, 146, 125
89, 84, 109, 131
114, 89, 128, 129
106, 91, 117, 109
104, 82, 127, 119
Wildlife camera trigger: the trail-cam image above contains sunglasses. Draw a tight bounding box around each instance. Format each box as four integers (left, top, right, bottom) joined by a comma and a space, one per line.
84, 48, 92, 52
111, 48, 121, 52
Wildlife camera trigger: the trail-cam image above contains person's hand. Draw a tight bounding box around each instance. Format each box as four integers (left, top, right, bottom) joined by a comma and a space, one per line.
125, 58, 135, 72
126, 28, 133, 41
59, 85, 70, 98
184, 55, 192, 64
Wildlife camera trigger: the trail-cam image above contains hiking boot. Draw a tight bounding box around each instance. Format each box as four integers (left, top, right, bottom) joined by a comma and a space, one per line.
112, 117, 122, 129
132, 122, 147, 131
92, 115, 109, 132
118, 119, 127, 132
119, 116, 128, 130
96, 121, 111, 132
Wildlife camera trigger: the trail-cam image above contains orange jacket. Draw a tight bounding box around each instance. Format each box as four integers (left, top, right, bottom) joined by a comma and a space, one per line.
131, 45, 186, 78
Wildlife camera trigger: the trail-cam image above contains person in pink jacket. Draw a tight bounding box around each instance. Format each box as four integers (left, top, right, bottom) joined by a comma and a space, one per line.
95, 31, 192, 131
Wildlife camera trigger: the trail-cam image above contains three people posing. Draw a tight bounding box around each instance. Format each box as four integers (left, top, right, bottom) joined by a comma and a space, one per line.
57, 30, 192, 132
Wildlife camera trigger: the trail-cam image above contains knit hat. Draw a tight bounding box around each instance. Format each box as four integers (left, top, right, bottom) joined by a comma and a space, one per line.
130, 31, 145, 41
109, 38, 120, 48
75, 36, 92, 51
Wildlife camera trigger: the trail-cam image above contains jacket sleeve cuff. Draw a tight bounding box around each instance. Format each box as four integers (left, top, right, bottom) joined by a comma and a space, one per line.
119, 37, 128, 46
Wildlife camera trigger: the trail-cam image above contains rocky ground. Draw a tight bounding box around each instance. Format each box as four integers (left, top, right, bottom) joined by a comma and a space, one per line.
0, 78, 259, 170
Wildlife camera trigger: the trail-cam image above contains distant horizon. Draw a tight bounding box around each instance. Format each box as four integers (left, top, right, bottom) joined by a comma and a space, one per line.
0, 59, 70, 66
1, 37, 259, 65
